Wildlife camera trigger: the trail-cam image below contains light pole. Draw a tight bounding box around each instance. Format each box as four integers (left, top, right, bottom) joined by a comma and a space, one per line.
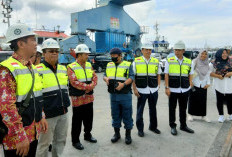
1, 0, 13, 27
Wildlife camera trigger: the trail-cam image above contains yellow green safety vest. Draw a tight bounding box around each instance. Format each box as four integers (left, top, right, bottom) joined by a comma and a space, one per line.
106, 61, 132, 94
36, 63, 70, 118
134, 56, 159, 88
0, 57, 43, 126
167, 56, 191, 88
67, 61, 94, 96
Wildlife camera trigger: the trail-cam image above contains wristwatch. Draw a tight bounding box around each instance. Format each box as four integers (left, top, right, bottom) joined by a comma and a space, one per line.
165, 86, 169, 89
124, 83, 127, 87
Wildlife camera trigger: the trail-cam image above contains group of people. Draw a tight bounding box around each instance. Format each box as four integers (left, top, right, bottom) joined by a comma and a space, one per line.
188, 47, 232, 124
0, 23, 98, 157
0, 23, 232, 157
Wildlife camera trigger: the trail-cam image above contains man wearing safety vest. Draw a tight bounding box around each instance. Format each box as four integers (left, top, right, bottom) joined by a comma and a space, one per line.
103, 48, 134, 145
67, 44, 98, 150
164, 40, 194, 136
0, 23, 47, 157
132, 45, 161, 137
36, 38, 70, 157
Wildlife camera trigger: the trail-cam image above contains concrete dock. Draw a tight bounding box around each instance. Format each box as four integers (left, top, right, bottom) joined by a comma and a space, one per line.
56, 73, 230, 157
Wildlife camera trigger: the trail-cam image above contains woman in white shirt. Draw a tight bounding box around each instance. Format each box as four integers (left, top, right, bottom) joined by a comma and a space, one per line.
188, 50, 211, 122
210, 49, 232, 123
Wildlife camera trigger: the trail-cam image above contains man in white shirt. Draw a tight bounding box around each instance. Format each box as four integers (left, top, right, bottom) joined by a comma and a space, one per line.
164, 41, 194, 136
133, 45, 161, 137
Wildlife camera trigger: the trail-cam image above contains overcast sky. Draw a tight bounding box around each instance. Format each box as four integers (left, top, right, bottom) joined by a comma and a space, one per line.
0, 0, 231, 48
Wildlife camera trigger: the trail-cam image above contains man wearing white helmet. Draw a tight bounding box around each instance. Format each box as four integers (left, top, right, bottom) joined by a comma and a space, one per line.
67, 44, 98, 150
0, 23, 47, 157
35, 38, 70, 157
30, 45, 43, 65
132, 44, 161, 137
164, 40, 194, 136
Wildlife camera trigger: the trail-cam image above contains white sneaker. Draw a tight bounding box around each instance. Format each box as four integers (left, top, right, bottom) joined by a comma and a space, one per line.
202, 116, 211, 123
227, 115, 232, 121
188, 115, 194, 121
218, 115, 225, 123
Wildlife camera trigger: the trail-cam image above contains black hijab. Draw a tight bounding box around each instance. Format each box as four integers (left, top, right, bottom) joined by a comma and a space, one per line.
213, 49, 232, 75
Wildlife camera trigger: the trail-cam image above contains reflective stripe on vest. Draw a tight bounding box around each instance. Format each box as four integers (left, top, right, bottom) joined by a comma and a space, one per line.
0, 57, 43, 102
17, 90, 42, 103
36, 63, 68, 93
106, 61, 131, 81
67, 62, 93, 82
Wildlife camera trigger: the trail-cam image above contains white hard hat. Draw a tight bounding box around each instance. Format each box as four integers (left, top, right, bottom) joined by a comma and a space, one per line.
6, 23, 36, 43
74, 44, 90, 53
0, 43, 11, 51
41, 38, 60, 50
225, 46, 231, 50
173, 40, 185, 50
141, 44, 153, 50
36, 45, 42, 53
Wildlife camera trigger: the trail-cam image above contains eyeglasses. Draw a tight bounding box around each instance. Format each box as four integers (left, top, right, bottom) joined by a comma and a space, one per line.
48, 50, 59, 53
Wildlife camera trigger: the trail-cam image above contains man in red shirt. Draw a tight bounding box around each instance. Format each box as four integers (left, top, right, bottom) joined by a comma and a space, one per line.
67, 44, 98, 150
0, 23, 47, 157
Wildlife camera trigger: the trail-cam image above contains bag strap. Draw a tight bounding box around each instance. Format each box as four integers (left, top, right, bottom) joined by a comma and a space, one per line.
18, 68, 35, 115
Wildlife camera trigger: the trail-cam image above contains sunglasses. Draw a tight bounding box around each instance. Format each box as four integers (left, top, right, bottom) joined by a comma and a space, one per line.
48, 50, 59, 53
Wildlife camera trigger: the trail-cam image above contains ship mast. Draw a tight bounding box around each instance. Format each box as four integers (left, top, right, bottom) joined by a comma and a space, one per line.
153, 21, 160, 53
154, 21, 159, 41
1, 0, 13, 27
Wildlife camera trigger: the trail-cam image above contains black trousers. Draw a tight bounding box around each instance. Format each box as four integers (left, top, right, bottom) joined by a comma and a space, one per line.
169, 92, 189, 128
4, 140, 38, 157
215, 90, 232, 115
71, 102, 93, 144
136, 92, 158, 132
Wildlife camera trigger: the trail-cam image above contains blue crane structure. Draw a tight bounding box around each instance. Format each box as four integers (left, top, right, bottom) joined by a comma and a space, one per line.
59, 0, 150, 64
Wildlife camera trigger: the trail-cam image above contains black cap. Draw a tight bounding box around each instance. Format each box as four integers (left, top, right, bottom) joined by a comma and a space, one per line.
110, 48, 122, 54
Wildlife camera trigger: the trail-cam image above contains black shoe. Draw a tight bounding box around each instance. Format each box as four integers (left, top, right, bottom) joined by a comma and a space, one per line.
125, 129, 132, 145
149, 128, 161, 134
111, 128, 121, 143
180, 126, 194, 134
171, 127, 177, 136
72, 142, 84, 150
138, 131, 144, 137
84, 136, 97, 143
48, 144, 52, 152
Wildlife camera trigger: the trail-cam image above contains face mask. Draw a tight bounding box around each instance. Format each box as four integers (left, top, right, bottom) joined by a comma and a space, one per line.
111, 57, 118, 63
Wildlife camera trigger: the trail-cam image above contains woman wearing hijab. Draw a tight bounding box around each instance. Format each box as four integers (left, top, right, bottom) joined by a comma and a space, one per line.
188, 50, 211, 122
210, 49, 232, 123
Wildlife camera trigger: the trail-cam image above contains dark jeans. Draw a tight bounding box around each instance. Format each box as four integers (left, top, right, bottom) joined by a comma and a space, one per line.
110, 94, 133, 130
71, 102, 93, 144
4, 140, 38, 157
169, 92, 189, 128
136, 91, 158, 132
215, 90, 232, 115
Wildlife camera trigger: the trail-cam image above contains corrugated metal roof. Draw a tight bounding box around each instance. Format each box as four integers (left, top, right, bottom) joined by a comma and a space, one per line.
99, 0, 150, 6
34, 31, 69, 38
111, 0, 150, 6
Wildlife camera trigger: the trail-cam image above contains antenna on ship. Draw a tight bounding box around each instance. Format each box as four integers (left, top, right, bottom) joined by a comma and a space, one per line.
34, 0, 38, 29
153, 21, 160, 41
1, 0, 13, 27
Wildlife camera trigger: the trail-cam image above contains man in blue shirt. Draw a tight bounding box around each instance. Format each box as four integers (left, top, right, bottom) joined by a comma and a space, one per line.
103, 48, 134, 145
